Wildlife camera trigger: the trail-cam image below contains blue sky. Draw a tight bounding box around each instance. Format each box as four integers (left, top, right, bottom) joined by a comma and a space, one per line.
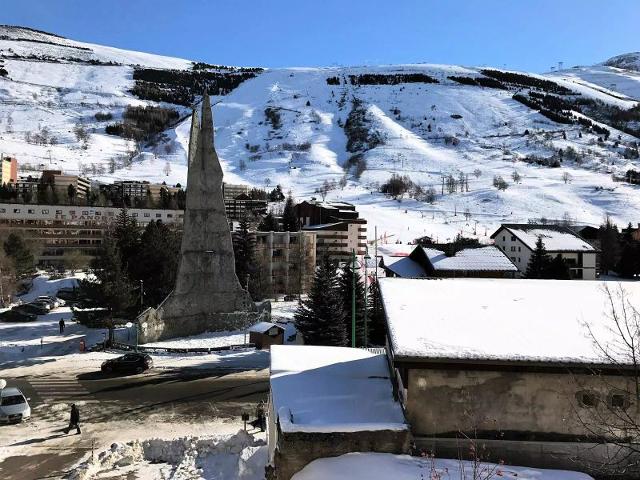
3, 0, 638, 72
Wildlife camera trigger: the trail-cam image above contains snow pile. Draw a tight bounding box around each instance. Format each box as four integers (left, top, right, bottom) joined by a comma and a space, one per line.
291, 452, 593, 480
70, 430, 266, 480
380, 278, 640, 363
142, 330, 248, 349
270, 345, 407, 433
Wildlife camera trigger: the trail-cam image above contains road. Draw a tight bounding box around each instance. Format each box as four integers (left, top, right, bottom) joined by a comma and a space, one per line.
0, 366, 269, 480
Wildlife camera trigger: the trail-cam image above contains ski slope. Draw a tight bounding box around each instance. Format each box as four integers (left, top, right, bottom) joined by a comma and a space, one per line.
1, 26, 639, 243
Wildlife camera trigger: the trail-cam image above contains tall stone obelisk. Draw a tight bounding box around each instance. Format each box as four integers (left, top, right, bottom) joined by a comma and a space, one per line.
137, 93, 265, 342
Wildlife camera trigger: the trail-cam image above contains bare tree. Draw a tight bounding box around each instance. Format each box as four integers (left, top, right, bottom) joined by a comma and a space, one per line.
473, 168, 482, 179
163, 161, 172, 177
563, 171, 572, 184
574, 285, 640, 474
511, 170, 521, 183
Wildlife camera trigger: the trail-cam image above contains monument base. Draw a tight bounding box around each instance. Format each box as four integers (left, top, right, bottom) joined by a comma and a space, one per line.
136, 300, 271, 344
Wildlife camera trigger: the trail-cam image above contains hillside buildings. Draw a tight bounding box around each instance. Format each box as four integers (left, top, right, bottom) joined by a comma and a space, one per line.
40, 170, 91, 199
1, 155, 17, 185
297, 200, 367, 263
379, 277, 640, 476
254, 230, 316, 296
492, 224, 597, 279
0, 203, 182, 267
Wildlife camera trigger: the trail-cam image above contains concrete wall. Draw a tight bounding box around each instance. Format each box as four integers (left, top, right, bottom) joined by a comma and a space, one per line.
406, 368, 639, 437
272, 425, 411, 480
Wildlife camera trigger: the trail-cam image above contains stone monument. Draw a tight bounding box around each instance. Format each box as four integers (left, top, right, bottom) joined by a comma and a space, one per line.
137, 93, 268, 343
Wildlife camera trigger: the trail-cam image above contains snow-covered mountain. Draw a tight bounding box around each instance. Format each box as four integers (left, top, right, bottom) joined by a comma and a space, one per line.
1, 25, 639, 243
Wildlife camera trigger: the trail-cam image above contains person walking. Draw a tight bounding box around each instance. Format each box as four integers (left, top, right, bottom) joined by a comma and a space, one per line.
59, 318, 65, 334
64, 403, 81, 434
255, 400, 266, 432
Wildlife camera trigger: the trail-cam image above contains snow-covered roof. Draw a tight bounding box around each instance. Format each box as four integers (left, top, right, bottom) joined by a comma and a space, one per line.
380, 278, 640, 364
424, 246, 518, 272
270, 345, 408, 433
377, 244, 426, 277
301, 222, 343, 230
249, 322, 284, 334
494, 225, 595, 252
291, 452, 594, 480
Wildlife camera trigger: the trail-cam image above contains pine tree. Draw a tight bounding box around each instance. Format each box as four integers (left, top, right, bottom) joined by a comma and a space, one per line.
80, 239, 135, 315
232, 216, 256, 293
113, 208, 140, 271
525, 236, 552, 279
257, 211, 280, 232
338, 263, 366, 346
3, 233, 34, 277
133, 220, 181, 307
599, 216, 620, 275
367, 280, 386, 346
281, 193, 299, 232
295, 257, 347, 346
546, 255, 571, 280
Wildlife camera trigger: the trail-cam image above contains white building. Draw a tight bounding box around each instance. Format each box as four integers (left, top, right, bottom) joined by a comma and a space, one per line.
491, 224, 597, 279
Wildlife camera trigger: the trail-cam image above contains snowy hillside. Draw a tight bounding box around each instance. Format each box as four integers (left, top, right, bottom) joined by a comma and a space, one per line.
1, 25, 639, 243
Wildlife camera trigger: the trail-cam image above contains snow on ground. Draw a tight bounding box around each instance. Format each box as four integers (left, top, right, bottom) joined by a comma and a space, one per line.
2, 27, 640, 245
71, 430, 266, 480
380, 278, 640, 363
291, 452, 593, 480
270, 345, 407, 433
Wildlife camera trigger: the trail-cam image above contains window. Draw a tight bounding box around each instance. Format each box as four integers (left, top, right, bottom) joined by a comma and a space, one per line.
95, 211, 101, 216
517, 257, 521, 263
609, 392, 630, 410
510, 256, 516, 261
28, 209, 34, 214
13, 209, 20, 213
167, 214, 173, 218
144, 213, 150, 218
518, 246, 521, 252
510, 246, 516, 252
502, 236, 505, 241
82, 211, 88, 215
132, 213, 138, 218
42, 209, 49, 214
156, 213, 161, 218
576, 391, 599, 408
511, 235, 516, 241
0, 209, 4, 213
56, 210, 62, 214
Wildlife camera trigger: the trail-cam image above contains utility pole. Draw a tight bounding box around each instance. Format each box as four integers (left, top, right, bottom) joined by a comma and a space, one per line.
363, 248, 370, 347
139, 280, 144, 310
351, 249, 356, 348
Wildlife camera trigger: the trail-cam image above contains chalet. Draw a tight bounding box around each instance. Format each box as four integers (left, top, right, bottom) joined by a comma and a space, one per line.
378, 244, 518, 278
491, 224, 597, 279
267, 345, 410, 480
379, 277, 640, 477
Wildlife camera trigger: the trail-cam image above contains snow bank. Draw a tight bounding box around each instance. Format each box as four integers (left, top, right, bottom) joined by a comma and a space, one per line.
291, 452, 594, 480
71, 430, 266, 480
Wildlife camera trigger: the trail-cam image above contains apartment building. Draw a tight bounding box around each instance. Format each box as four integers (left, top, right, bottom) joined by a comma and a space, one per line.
1, 155, 17, 185
0, 203, 182, 267
41, 170, 91, 198
254, 230, 316, 295
222, 182, 251, 200
296, 200, 367, 263
491, 224, 597, 279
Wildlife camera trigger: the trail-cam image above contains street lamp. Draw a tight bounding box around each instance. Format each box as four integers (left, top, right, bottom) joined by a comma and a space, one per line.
363, 248, 371, 348
350, 248, 372, 348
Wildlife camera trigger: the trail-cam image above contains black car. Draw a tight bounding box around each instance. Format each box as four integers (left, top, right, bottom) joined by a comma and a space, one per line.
0, 309, 37, 322
14, 303, 49, 316
101, 353, 153, 375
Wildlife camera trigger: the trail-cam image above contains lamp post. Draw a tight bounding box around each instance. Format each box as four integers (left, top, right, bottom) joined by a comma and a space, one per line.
351, 249, 356, 348
139, 280, 144, 310
363, 248, 371, 347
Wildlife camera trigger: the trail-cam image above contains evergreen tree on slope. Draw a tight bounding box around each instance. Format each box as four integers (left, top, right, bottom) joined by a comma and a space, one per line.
294, 256, 346, 346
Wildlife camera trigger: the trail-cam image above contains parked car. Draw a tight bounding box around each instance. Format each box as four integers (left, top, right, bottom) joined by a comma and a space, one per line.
283, 295, 298, 301
35, 296, 62, 309
0, 309, 37, 322
0, 387, 31, 424
101, 353, 153, 375
56, 287, 79, 302
14, 303, 49, 316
